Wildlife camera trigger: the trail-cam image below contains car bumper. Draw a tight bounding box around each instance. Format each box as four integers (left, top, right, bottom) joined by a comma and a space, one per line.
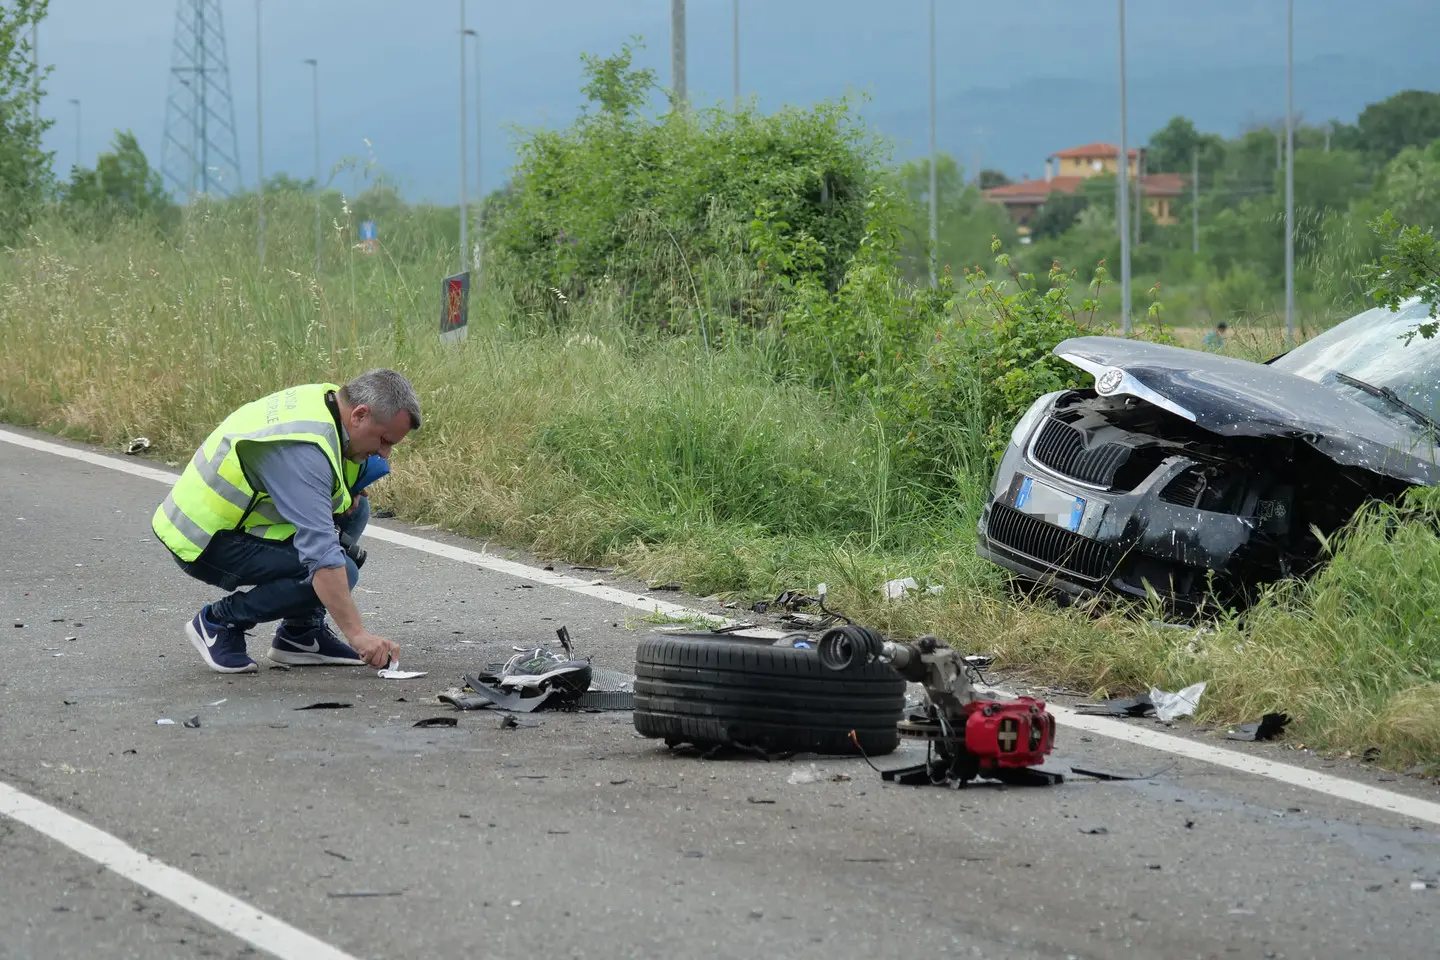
976, 410, 1263, 607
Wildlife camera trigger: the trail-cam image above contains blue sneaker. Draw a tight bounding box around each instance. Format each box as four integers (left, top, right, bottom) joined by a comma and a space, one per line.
270, 620, 365, 666
184, 606, 258, 674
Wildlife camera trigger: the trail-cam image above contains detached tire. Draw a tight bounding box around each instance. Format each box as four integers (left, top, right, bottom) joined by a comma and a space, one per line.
633, 633, 905, 756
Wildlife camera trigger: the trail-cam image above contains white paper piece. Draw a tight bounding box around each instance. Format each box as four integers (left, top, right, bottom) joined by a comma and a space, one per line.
1149, 681, 1207, 722
378, 661, 427, 680
787, 764, 823, 785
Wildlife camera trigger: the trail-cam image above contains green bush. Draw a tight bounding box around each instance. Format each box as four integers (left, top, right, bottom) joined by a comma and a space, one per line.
488, 39, 884, 330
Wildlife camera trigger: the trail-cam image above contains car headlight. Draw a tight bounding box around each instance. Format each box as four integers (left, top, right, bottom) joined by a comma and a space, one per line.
1010, 391, 1061, 448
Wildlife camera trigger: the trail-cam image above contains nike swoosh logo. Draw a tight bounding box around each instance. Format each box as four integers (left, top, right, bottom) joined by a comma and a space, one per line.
199, 620, 219, 648
290, 638, 321, 653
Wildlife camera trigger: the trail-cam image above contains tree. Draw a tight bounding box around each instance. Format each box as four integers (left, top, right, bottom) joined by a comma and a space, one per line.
1347, 90, 1440, 163
1145, 116, 1225, 176
62, 130, 172, 223
579, 37, 656, 118
0, 0, 55, 243
977, 168, 1011, 189
1289, 148, 1366, 215
1375, 138, 1440, 231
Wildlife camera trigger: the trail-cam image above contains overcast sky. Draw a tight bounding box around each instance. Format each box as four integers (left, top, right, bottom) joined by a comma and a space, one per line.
32, 1, 1440, 203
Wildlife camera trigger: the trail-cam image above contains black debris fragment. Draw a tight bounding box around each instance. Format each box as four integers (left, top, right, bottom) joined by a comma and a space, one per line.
182, 716, 201, 728
497, 714, 541, 729
414, 717, 458, 728
648, 582, 683, 592
295, 702, 352, 711
1363, 746, 1382, 763
323, 849, 351, 861
1080, 827, 1109, 835
1075, 694, 1154, 718
747, 797, 776, 805
1225, 713, 1290, 742
1070, 761, 1178, 781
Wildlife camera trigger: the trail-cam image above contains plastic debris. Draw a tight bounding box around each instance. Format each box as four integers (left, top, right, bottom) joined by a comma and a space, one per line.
787, 764, 824, 785
1149, 681, 1207, 722
378, 661, 427, 680
882, 577, 946, 600
125, 437, 151, 455
1075, 693, 1154, 717
182, 716, 201, 728
413, 717, 458, 728
155, 718, 175, 726
295, 702, 352, 710
1225, 713, 1290, 742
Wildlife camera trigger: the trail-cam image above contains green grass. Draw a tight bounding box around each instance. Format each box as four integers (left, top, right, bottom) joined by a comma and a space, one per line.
3, 199, 1439, 768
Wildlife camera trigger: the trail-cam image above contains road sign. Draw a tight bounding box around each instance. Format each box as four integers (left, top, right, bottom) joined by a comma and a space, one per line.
440, 271, 470, 343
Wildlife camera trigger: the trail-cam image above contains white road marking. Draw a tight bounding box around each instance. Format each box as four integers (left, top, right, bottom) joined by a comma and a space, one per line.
1050, 705, 1440, 826
3, 426, 1439, 842
0, 780, 361, 960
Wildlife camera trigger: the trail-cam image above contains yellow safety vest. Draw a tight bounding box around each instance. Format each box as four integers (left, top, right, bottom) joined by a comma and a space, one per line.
152, 383, 361, 562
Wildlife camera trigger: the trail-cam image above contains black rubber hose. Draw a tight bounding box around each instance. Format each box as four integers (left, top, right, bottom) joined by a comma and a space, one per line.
817, 625, 887, 672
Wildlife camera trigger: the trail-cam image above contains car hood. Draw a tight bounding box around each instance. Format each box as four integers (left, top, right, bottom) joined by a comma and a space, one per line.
1053, 336, 1440, 487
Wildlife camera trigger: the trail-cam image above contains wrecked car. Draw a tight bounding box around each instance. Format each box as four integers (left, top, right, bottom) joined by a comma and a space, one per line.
977, 298, 1440, 612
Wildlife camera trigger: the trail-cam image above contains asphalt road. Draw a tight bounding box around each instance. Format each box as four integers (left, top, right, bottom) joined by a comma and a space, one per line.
3, 430, 1440, 960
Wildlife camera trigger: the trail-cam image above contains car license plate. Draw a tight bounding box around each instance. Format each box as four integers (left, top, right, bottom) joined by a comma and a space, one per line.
1014, 475, 1086, 533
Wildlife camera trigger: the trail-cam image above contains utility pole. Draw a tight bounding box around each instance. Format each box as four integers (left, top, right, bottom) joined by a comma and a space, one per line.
68, 98, 79, 170
255, 0, 264, 265
458, 0, 468, 275
304, 57, 320, 275
1116, 0, 1131, 334
732, 0, 739, 110
1192, 148, 1199, 255
928, 0, 937, 288
1284, 0, 1295, 343
671, 0, 686, 108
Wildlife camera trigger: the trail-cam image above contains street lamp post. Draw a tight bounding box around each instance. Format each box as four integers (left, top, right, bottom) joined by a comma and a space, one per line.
464, 27, 482, 281
1284, 0, 1295, 344
1116, 0, 1132, 335
927, 0, 937, 289
732, 0, 739, 111
303, 58, 320, 275
458, 0, 468, 275
256, 0, 265, 266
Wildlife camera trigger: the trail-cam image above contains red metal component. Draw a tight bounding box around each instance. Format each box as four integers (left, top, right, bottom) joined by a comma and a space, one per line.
961, 697, 1055, 770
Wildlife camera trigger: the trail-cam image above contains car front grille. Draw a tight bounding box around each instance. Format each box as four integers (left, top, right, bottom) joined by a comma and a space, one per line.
985, 503, 1120, 582
1031, 417, 1130, 488
1160, 468, 1207, 508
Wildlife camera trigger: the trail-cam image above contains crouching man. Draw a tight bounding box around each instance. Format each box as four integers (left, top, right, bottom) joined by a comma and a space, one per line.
151, 369, 420, 673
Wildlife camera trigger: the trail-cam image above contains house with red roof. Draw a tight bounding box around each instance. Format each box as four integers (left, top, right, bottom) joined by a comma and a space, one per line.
983, 142, 1185, 236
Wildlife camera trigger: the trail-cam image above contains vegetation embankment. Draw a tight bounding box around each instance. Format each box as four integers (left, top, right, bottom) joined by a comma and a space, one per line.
4, 40, 1440, 767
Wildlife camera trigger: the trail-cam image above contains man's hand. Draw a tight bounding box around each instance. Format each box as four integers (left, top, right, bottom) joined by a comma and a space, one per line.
339, 492, 368, 519
311, 565, 396, 665
348, 629, 400, 669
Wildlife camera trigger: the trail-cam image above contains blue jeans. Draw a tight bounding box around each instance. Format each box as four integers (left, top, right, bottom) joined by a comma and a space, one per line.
174, 497, 369, 631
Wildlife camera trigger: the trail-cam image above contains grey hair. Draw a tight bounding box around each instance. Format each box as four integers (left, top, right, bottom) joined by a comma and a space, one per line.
340, 369, 422, 429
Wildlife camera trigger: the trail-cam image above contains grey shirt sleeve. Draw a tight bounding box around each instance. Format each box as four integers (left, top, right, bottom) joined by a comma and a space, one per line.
243, 441, 347, 578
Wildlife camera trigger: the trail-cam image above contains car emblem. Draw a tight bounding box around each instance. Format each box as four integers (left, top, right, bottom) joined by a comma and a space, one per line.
1096, 368, 1125, 395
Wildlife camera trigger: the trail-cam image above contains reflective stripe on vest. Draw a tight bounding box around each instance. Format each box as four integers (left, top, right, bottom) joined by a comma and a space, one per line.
151, 384, 359, 562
